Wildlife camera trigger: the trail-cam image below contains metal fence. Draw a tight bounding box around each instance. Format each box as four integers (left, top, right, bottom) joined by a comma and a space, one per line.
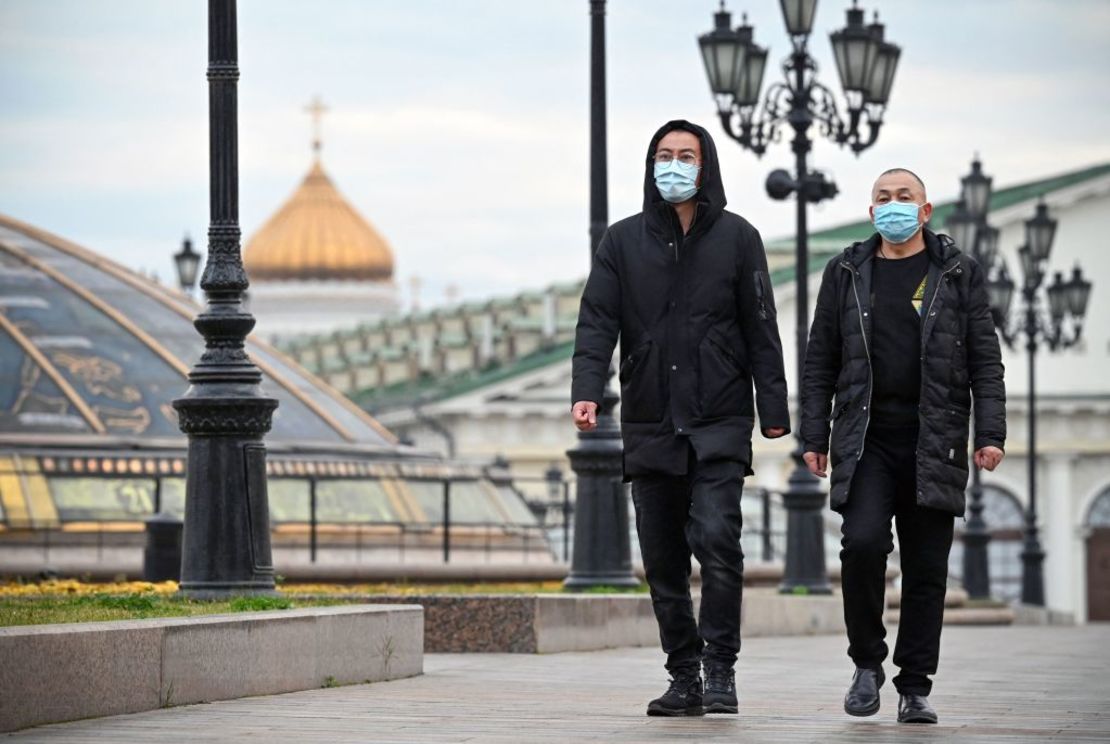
511, 474, 789, 566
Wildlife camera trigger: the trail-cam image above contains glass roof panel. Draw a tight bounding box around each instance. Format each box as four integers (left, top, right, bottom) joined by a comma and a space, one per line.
0, 221, 395, 447
0, 328, 91, 434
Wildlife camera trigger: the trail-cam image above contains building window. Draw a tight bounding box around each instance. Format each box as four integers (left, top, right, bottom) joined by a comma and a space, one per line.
1087, 488, 1110, 528
950, 485, 1025, 602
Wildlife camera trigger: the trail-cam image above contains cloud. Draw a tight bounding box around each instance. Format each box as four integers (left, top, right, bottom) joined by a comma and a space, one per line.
1, 0, 1108, 309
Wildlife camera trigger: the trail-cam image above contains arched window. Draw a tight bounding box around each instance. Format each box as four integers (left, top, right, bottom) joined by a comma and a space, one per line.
1087, 488, 1110, 527
950, 485, 1025, 602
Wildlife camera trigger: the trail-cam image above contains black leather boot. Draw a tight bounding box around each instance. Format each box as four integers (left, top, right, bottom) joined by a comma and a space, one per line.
646, 671, 704, 717
843, 666, 885, 717
702, 664, 738, 714
898, 693, 938, 724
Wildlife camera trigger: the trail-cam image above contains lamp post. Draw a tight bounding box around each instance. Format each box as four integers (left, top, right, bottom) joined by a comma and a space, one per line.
173, 234, 202, 298
698, 0, 901, 594
985, 200, 1092, 606
564, 0, 638, 590
173, 0, 279, 599
942, 156, 999, 600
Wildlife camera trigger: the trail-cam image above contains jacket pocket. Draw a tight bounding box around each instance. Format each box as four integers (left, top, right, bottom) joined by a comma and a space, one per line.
946, 405, 971, 471
697, 327, 747, 418
619, 339, 664, 423
828, 398, 852, 423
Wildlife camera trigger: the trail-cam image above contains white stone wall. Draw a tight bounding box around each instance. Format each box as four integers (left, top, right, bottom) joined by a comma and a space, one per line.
247, 279, 399, 342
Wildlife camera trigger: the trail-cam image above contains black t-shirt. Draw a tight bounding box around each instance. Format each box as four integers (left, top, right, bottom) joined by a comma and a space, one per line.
870, 249, 930, 426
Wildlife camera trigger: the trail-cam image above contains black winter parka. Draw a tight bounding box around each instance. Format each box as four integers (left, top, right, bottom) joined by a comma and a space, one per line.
800, 229, 1006, 516
571, 120, 790, 478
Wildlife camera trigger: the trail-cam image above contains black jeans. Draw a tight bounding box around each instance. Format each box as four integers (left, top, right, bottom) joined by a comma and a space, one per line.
838, 422, 954, 695
631, 451, 744, 674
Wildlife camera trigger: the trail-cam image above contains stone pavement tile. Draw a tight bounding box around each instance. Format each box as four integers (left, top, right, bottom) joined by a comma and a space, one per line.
4, 625, 1108, 743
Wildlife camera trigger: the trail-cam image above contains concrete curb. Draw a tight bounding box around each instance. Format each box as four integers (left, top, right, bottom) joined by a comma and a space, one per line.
308, 589, 846, 653
0, 604, 423, 733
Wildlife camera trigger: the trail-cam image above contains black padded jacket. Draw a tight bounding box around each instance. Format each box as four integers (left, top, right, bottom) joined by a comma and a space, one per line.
571, 119, 790, 478
800, 229, 1006, 516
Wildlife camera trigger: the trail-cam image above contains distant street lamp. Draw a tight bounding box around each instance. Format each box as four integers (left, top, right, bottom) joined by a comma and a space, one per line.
173, 234, 201, 296
986, 200, 1092, 606
943, 156, 1001, 601
698, 0, 901, 594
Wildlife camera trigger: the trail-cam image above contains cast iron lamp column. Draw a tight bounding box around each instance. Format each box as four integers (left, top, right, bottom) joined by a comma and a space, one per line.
985, 201, 1092, 606
942, 157, 1000, 600
173, 0, 279, 599
699, 0, 901, 594
564, 0, 638, 590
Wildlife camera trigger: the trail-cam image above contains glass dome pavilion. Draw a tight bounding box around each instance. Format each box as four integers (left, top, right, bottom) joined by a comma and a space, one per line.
0, 214, 542, 573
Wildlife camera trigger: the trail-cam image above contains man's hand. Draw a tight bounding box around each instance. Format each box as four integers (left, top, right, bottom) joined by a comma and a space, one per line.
803, 451, 828, 478
974, 446, 1004, 472
572, 401, 599, 432
762, 427, 788, 439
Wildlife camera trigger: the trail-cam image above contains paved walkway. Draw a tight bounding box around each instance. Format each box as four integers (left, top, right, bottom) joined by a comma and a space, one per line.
6, 625, 1109, 743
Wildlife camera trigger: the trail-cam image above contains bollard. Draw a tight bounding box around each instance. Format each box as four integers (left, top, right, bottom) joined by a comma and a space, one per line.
143, 512, 183, 582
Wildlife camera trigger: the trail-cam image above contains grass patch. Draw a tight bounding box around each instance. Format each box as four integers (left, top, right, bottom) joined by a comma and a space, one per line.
0, 592, 338, 627
228, 595, 293, 612
0, 578, 651, 626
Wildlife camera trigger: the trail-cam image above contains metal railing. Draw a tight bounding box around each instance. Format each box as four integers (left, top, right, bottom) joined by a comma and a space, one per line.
512, 474, 789, 566
1, 470, 819, 570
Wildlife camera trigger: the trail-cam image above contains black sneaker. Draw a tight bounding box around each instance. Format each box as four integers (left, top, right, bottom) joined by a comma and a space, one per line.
702, 665, 738, 714
646, 672, 704, 717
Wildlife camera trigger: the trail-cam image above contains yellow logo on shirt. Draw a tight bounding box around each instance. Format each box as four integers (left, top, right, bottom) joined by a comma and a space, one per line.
912, 275, 927, 316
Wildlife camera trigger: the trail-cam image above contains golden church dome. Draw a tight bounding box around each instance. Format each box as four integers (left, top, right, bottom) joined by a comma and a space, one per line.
244, 159, 395, 282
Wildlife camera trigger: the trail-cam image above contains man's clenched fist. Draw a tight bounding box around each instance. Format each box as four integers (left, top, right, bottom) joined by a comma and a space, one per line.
974, 446, 1004, 471
572, 401, 599, 432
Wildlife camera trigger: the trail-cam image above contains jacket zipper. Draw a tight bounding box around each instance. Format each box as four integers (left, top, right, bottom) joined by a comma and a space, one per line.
670, 204, 698, 263
841, 260, 872, 461
921, 262, 961, 354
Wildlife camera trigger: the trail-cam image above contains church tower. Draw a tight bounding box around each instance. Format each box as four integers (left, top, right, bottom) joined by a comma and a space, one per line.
244, 97, 398, 341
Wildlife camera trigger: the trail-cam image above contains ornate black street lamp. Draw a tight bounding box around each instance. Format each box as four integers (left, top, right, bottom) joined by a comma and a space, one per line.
699, 0, 901, 594
943, 156, 1000, 600
565, 0, 638, 590
173, 0, 279, 599
986, 200, 1092, 606
173, 234, 202, 297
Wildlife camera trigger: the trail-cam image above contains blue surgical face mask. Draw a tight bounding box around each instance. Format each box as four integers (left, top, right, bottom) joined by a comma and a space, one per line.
872, 201, 923, 244
654, 159, 700, 204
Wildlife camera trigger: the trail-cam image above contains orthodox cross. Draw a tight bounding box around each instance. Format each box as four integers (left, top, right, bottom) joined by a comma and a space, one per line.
304, 96, 328, 155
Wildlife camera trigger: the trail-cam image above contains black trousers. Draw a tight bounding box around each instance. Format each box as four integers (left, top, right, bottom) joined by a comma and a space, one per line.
631, 451, 744, 674
838, 423, 955, 695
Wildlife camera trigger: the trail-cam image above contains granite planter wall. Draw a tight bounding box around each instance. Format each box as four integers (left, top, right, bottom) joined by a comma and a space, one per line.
0, 604, 423, 733
307, 589, 846, 653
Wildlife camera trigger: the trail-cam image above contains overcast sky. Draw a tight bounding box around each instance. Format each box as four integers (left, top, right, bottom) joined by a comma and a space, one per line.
2, 0, 1108, 308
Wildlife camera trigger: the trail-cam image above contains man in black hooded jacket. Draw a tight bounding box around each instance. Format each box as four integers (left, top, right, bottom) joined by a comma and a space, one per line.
801, 168, 1006, 724
571, 120, 790, 717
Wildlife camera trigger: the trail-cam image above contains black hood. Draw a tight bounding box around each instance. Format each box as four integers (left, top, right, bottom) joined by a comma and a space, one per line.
643, 119, 727, 228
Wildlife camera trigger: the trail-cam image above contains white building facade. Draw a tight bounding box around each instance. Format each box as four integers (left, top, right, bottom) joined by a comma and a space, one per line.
293, 164, 1110, 621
